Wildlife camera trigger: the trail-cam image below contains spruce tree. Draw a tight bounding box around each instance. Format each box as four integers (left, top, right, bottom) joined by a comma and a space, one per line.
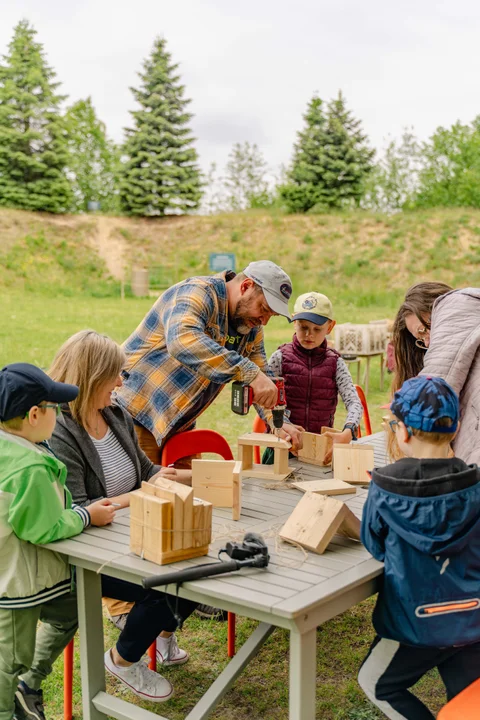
66, 98, 120, 213
321, 91, 375, 208
0, 20, 72, 213
120, 37, 203, 216
281, 92, 374, 212
280, 96, 330, 213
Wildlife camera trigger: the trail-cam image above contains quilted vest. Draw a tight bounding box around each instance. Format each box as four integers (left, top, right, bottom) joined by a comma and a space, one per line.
280, 336, 340, 434
420, 288, 480, 465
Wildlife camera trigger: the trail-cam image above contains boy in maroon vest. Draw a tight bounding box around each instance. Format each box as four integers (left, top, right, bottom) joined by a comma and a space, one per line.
266, 292, 362, 463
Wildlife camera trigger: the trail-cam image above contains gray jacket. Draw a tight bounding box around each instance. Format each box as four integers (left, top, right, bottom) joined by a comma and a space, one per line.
50, 404, 161, 506
421, 287, 480, 465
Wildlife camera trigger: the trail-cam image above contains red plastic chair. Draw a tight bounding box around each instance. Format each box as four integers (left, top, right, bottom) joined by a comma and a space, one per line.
161, 428, 236, 657
438, 677, 480, 719
160, 428, 234, 465
252, 415, 267, 463
354, 385, 372, 437
63, 639, 74, 720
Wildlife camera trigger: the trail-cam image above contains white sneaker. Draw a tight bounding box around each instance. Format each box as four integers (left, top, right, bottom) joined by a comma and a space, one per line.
156, 633, 189, 666
104, 649, 173, 702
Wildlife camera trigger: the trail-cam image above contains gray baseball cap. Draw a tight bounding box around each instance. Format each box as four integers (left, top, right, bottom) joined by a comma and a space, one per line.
243, 260, 293, 319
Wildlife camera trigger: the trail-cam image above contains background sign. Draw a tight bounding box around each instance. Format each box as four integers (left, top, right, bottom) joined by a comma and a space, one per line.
209, 252, 236, 273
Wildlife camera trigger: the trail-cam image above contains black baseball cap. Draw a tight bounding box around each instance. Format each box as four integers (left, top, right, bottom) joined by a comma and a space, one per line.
0, 363, 79, 422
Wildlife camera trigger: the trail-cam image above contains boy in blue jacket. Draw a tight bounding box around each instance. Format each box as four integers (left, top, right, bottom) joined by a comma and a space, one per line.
359, 375, 480, 720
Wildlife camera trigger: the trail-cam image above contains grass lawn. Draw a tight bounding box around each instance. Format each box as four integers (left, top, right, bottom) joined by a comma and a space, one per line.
1, 291, 447, 719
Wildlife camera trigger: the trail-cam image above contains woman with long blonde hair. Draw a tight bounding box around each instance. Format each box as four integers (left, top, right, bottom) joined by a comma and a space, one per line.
49, 330, 189, 506
48, 330, 196, 702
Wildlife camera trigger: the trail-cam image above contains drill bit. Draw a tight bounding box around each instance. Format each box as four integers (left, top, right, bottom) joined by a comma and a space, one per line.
272, 406, 285, 441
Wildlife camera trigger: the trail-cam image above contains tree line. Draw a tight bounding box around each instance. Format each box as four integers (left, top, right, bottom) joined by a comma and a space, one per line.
1, 20, 480, 216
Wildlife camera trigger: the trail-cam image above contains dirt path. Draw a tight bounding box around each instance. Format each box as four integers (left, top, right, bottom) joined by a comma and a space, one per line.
92, 216, 127, 280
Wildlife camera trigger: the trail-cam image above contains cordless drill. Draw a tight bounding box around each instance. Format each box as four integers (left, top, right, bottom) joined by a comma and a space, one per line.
231, 377, 286, 436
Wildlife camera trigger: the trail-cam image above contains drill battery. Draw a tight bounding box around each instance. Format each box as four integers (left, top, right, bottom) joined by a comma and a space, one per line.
231, 377, 286, 416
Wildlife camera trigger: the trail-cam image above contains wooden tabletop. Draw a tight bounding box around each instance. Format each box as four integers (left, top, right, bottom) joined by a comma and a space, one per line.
45, 432, 388, 633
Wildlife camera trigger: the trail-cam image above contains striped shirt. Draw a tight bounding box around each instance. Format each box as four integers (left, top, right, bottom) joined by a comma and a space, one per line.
90, 428, 137, 497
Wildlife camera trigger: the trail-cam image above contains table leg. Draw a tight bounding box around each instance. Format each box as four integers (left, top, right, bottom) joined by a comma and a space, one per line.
76, 567, 107, 720
186, 622, 275, 720
380, 353, 384, 391
356, 359, 361, 386
289, 628, 316, 720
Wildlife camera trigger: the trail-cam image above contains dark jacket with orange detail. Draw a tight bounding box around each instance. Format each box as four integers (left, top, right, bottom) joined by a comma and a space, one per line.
361, 457, 480, 648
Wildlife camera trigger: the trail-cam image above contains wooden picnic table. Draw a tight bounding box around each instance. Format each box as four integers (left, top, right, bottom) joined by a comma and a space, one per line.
44, 431, 387, 720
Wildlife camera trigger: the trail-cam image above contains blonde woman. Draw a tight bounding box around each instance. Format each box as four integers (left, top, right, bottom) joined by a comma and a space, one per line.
48, 331, 196, 702
49, 330, 190, 508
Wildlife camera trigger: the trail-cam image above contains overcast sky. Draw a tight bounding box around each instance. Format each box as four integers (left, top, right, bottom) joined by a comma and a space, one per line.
2, 0, 480, 176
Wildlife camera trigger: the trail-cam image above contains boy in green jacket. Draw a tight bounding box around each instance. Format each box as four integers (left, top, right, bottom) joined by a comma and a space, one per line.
0, 363, 115, 720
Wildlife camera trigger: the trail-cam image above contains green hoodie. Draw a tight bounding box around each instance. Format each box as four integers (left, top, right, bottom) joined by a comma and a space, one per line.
0, 429, 90, 609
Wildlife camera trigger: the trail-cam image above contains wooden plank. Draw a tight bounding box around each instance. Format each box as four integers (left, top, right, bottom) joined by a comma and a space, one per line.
232, 460, 241, 521
192, 498, 212, 547
76, 569, 106, 720
298, 432, 329, 467
153, 476, 194, 549
291, 479, 356, 496
145, 543, 210, 566
238, 432, 291, 449
203, 500, 213, 546
143, 495, 172, 561
192, 459, 236, 510
280, 493, 347, 554
129, 490, 145, 556
273, 557, 383, 617
289, 627, 316, 720
240, 568, 312, 592
273, 446, 290, 475
336, 510, 361, 542
93, 691, 167, 720
200, 572, 294, 600
321, 426, 342, 434
242, 463, 295, 482
142, 480, 183, 550
142, 480, 182, 550
193, 499, 204, 548
332, 444, 374, 485
238, 443, 253, 471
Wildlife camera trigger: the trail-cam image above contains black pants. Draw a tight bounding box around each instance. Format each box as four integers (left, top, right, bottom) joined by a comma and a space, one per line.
358, 635, 480, 719
101, 576, 197, 664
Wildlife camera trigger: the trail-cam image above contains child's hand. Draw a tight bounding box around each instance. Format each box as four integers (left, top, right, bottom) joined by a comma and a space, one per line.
278, 423, 304, 452
88, 499, 116, 527
323, 429, 352, 465
156, 467, 192, 485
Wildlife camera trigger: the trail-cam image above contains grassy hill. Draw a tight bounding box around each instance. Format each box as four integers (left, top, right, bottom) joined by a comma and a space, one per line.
1, 206, 480, 303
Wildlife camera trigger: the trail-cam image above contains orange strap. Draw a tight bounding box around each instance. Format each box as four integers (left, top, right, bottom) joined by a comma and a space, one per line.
418, 599, 479, 616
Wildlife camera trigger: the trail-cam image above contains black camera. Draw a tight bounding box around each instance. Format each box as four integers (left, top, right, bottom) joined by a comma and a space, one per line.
222, 532, 270, 565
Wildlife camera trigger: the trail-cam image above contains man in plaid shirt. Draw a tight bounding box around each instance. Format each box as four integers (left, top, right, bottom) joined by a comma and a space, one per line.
115, 260, 303, 463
